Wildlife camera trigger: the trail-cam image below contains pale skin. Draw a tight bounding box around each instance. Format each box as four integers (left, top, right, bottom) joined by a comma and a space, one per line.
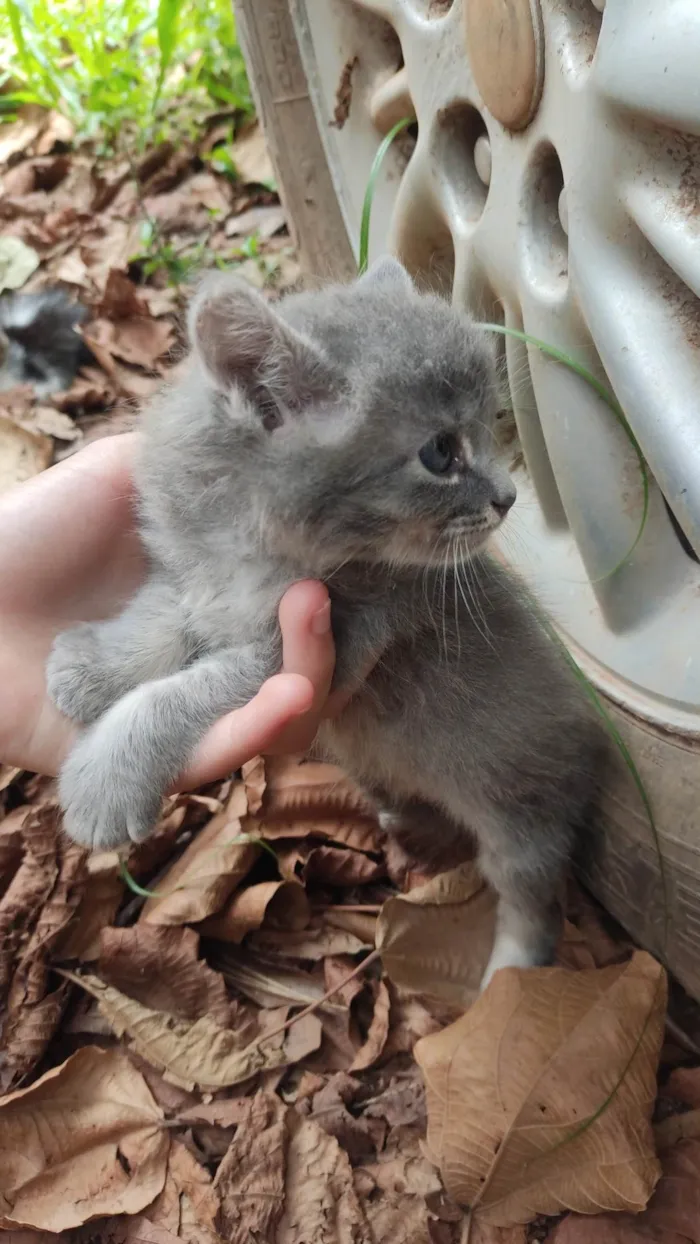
0, 433, 341, 785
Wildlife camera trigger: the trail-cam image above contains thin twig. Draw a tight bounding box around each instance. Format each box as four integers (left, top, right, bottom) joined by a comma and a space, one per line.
250, 947, 381, 1050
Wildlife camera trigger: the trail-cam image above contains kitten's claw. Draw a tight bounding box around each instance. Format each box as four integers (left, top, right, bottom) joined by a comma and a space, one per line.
47, 623, 113, 724
58, 727, 163, 850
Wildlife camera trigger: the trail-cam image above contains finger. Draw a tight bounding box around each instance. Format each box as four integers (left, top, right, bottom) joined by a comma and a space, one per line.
267, 580, 335, 754
175, 673, 314, 790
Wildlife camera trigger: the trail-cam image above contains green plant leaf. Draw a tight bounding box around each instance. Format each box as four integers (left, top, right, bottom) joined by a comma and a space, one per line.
153, 0, 184, 113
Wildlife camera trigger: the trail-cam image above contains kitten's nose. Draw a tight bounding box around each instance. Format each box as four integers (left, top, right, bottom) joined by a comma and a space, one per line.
491, 486, 516, 519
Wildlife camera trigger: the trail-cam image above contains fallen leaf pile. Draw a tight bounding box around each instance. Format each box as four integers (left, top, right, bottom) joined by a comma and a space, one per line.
0, 748, 699, 1243
0, 104, 299, 492
3, 106, 700, 1244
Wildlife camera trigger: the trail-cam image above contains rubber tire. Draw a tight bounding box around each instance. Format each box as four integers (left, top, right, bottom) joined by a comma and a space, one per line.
234, 0, 700, 1002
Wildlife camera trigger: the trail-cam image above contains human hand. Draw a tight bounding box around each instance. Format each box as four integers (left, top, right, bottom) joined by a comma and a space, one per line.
0, 434, 335, 785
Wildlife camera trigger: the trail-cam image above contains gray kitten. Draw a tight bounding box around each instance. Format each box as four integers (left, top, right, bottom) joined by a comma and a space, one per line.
47, 259, 604, 986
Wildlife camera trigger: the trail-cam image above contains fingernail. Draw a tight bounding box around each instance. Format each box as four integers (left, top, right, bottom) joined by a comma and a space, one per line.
311, 600, 331, 635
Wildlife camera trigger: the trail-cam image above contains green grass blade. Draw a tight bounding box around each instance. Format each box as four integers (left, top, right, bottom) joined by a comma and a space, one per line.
5, 0, 34, 84
358, 116, 413, 275
482, 323, 650, 580
152, 0, 184, 114
118, 832, 278, 901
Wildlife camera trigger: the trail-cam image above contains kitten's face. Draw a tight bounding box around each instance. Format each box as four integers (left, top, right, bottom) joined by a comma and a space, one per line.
190, 260, 515, 571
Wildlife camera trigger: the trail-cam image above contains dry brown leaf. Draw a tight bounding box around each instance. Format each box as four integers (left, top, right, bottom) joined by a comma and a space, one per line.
52, 367, 116, 413
232, 121, 275, 185
145, 1139, 221, 1244
354, 1119, 443, 1244
21, 405, 82, 442
198, 879, 310, 943
0, 413, 52, 495
350, 978, 391, 1072
110, 317, 174, 369
214, 1091, 287, 1243
0, 1046, 168, 1231
0, 107, 45, 163
307, 1072, 379, 1163
0, 803, 87, 1088
300, 843, 386, 887
654, 1108, 700, 1152
177, 1099, 252, 1128
98, 925, 232, 1025
415, 953, 667, 1226
551, 1138, 700, 1243
665, 1065, 700, 1109
262, 754, 377, 823
0, 804, 26, 885
54, 850, 123, 960
98, 268, 150, 318
141, 783, 257, 925
0, 764, 22, 793
324, 907, 379, 944
276, 1109, 370, 1243
214, 944, 339, 1010
250, 918, 372, 961
63, 971, 321, 1090
377, 862, 497, 1006
469, 1225, 527, 1244
242, 754, 266, 813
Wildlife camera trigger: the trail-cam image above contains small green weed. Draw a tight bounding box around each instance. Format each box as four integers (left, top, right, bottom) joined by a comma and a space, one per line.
0, 0, 253, 151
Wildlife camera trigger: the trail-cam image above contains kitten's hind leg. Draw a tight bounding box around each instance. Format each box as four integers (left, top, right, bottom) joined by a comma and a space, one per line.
373, 793, 474, 875
478, 829, 566, 990
47, 576, 189, 725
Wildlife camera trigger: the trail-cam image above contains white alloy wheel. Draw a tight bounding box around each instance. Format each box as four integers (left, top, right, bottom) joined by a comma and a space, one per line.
236, 0, 700, 998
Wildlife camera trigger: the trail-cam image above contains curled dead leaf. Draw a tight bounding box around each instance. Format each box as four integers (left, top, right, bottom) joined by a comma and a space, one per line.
350, 978, 391, 1072
98, 924, 232, 1025
0, 1046, 168, 1231
0, 414, 52, 496
55, 850, 123, 960
250, 918, 373, 961
262, 754, 377, 824
141, 784, 257, 925
242, 755, 266, 814
199, 879, 310, 944
0, 803, 87, 1088
299, 843, 386, 888
62, 971, 321, 1091
377, 862, 497, 1006
415, 953, 667, 1226
213, 945, 341, 1011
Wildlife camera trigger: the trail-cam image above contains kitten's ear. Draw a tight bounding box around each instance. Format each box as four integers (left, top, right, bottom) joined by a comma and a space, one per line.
357, 255, 413, 292
188, 273, 335, 409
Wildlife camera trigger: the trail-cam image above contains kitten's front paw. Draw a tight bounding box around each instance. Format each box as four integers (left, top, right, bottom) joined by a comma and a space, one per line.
59, 728, 163, 851
47, 624, 113, 724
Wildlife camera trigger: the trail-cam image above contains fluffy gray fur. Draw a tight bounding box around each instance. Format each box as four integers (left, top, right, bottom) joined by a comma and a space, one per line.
47, 258, 605, 984
0, 288, 90, 396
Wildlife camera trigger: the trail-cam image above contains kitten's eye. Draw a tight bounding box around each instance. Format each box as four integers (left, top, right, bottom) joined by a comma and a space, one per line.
419, 433, 457, 476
